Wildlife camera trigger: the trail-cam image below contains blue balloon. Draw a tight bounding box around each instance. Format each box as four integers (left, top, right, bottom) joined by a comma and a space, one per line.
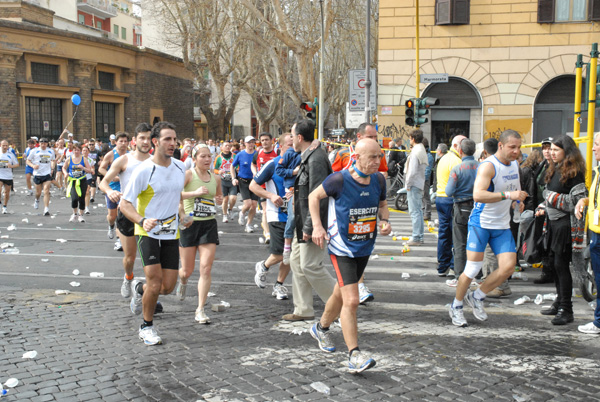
71, 94, 81, 106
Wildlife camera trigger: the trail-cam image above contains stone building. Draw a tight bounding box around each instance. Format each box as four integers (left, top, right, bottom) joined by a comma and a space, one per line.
378, 0, 600, 148
0, 0, 193, 151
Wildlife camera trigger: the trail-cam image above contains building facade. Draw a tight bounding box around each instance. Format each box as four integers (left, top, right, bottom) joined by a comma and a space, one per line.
378, 0, 600, 149
0, 1, 192, 151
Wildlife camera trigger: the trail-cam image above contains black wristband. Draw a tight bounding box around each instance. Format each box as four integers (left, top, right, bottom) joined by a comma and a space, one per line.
138, 217, 146, 226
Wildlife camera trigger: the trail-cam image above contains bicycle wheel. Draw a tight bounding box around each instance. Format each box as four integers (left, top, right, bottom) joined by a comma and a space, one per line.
580, 259, 597, 302
394, 192, 408, 211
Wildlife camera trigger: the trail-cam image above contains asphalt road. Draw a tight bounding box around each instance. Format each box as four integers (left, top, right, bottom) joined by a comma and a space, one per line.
1, 168, 600, 401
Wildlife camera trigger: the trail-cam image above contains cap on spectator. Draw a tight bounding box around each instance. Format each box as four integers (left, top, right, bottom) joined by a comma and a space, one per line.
244, 136, 256, 143
541, 137, 553, 145
68, 132, 74, 137
31, 136, 39, 141
110, 134, 116, 140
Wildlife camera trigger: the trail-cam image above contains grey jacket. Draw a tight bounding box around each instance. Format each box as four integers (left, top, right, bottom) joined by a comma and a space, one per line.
294, 146, 333, 243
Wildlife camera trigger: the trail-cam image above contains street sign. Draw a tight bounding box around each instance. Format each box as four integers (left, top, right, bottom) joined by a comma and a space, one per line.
349, 69, 377, 111
346, 102, 366, 128
420, 73, 449, 83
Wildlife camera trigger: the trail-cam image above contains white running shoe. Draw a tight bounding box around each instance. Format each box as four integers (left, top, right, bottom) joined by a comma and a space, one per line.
69, 214, 77, 223
195, 308, 211, 324
27, 189, 33, 196
578, 322, 600, 334
78, 215, 85, 223
245, 224, 254, 233
359, 284, 374, 304
445, 279, 458, 287
176, 282, 187, 301
121, 275, 132, 298
228, 210, 235, 221
272, 283, 289, 300
44, 207, 50, 216
348, 351, 376, 374
449, 304, 468, 327
254, 261, 267, 289
130, 280, 143, 315
84, 207, 90, 215
238, 211, 246, 226
33, 199, 39, 209
222, 215, 228, 223
114, 239, 122, 251
465, 290, 488, 321
2, 206, 7, 214
107, 225, 116, 239
139, 325, 162, 345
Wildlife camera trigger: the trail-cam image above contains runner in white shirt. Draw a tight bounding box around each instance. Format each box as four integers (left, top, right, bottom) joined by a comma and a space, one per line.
26, 137, 55, 216
0, 140, 19, 214
120, 122, 186, 346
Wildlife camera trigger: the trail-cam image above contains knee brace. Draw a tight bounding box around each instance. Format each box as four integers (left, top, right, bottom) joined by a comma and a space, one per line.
463, 260, 484, 279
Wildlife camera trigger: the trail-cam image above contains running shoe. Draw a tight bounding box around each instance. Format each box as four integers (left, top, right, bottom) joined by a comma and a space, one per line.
121, 274, 132, 298
245, 224, 254, 233
228, 210, 235, 221
139, 325, 162, 345
33, 199, 39, 209
272, 283, 289, 300
445, 278, 458, 287
27, 189, 33, 196
348, 351, 376, 374
69, 214, 77, 223
130, 280, 143, 315
264, 232, 270, 244
578, 322, 600, 335
90, 197, 95, 203
154, 301, 163, 314
195, 308, 211, 324
238, 211, 245, 226
447, 269, 456, 279
359, 284, 374, 304
107, 225, 116, 239
449, 304, 468, 327
222, 215, 228, 223
282, 249, 291, 265
44, 207, 50, 216
114, 239, 122, 251
465, 290, 488, 321
176, 282, 187, 301
2, 206, 7, 214
84, 207, 90, 215
78, 214, 85, 223
254, 261, 267, 289
310, 323, 336, 353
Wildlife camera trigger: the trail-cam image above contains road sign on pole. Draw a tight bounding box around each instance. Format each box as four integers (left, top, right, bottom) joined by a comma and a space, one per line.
420, 73, 449, 83
349, 69, 377, 111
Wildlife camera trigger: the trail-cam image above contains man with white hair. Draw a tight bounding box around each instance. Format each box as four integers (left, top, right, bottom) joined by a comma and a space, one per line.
435, 135, 466, 277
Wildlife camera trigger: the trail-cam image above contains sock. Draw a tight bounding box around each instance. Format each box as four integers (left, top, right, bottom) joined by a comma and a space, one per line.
452, 298, 463, 308
109, 224, 115, 229
135, 282, 144, 295
349, 347, 360, 358
141, 320, 153, 329
275, 281, 283, 286
125, 273, 134, 281
317, 322, 329, 332
283, 245, 291, 251
262, 261, 268, 271
474, 288, 486, 300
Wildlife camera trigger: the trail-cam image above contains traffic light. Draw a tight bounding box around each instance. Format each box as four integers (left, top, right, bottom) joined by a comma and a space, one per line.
405, 98, 415, 126
414, 97, 440, 126
300, 101, 317, 122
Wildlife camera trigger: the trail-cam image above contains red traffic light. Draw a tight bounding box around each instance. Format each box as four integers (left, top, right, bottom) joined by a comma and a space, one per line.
300, 102, 315, 112
405, 99, 414, 108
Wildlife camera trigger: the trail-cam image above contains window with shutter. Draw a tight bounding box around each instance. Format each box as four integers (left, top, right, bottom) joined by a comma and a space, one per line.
590, 0, 600, 20
538, 0, 555, 23
436, 0, 451, 25
436, 0, 469, 25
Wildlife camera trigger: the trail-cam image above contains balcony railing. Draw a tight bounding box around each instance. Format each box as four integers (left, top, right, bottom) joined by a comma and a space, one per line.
77, 0, 117, 19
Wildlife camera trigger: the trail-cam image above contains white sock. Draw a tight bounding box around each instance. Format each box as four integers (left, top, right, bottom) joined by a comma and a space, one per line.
452, 298, 463, 308
474, 288, 486, 300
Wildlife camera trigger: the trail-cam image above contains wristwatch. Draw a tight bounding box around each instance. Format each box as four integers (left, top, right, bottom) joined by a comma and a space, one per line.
138, 217, 146, 226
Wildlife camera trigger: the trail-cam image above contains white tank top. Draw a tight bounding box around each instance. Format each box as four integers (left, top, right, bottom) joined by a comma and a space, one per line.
469, 155, 520, 230
119, 153, 145, 192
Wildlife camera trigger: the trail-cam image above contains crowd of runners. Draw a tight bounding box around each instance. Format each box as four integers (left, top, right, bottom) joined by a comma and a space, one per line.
2, 120, 600, 374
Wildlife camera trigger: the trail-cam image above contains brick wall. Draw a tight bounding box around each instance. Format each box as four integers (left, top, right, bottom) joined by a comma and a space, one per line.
0, 65, 19, 149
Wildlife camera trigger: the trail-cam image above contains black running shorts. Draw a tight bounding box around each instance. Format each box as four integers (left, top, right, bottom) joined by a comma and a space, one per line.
330, 254, 370, 287
268, 222, 285, 255
116, 209, 134, 237
136, 236, 179, 269
238, 178, 258, 201
179, 219, 219, 247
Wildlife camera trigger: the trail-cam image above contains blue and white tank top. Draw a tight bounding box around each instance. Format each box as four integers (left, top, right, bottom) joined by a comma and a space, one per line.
109, 148, 124, 191
68, 156, 86, 179
469, 155, 521, 230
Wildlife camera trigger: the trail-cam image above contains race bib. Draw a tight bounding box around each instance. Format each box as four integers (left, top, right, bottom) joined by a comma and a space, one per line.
153, 214, 178, 236
221, 171, 232, 181
72, 165, 84, 178
281, 198, 289, 215
193, 198, 216, 218
40, 155, 51, 164
0, 160, 8, 169
347, 209, 377, 242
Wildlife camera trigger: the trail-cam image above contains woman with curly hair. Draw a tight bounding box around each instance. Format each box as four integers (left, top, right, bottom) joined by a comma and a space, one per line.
535, 135, 587, 325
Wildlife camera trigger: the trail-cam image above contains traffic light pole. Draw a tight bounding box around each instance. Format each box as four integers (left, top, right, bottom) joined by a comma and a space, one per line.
318, 0, 325, 140
573, 54, 583, 138
415, 0, 420, 98
364, 0, 371, 124
586, 43, 598, 187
